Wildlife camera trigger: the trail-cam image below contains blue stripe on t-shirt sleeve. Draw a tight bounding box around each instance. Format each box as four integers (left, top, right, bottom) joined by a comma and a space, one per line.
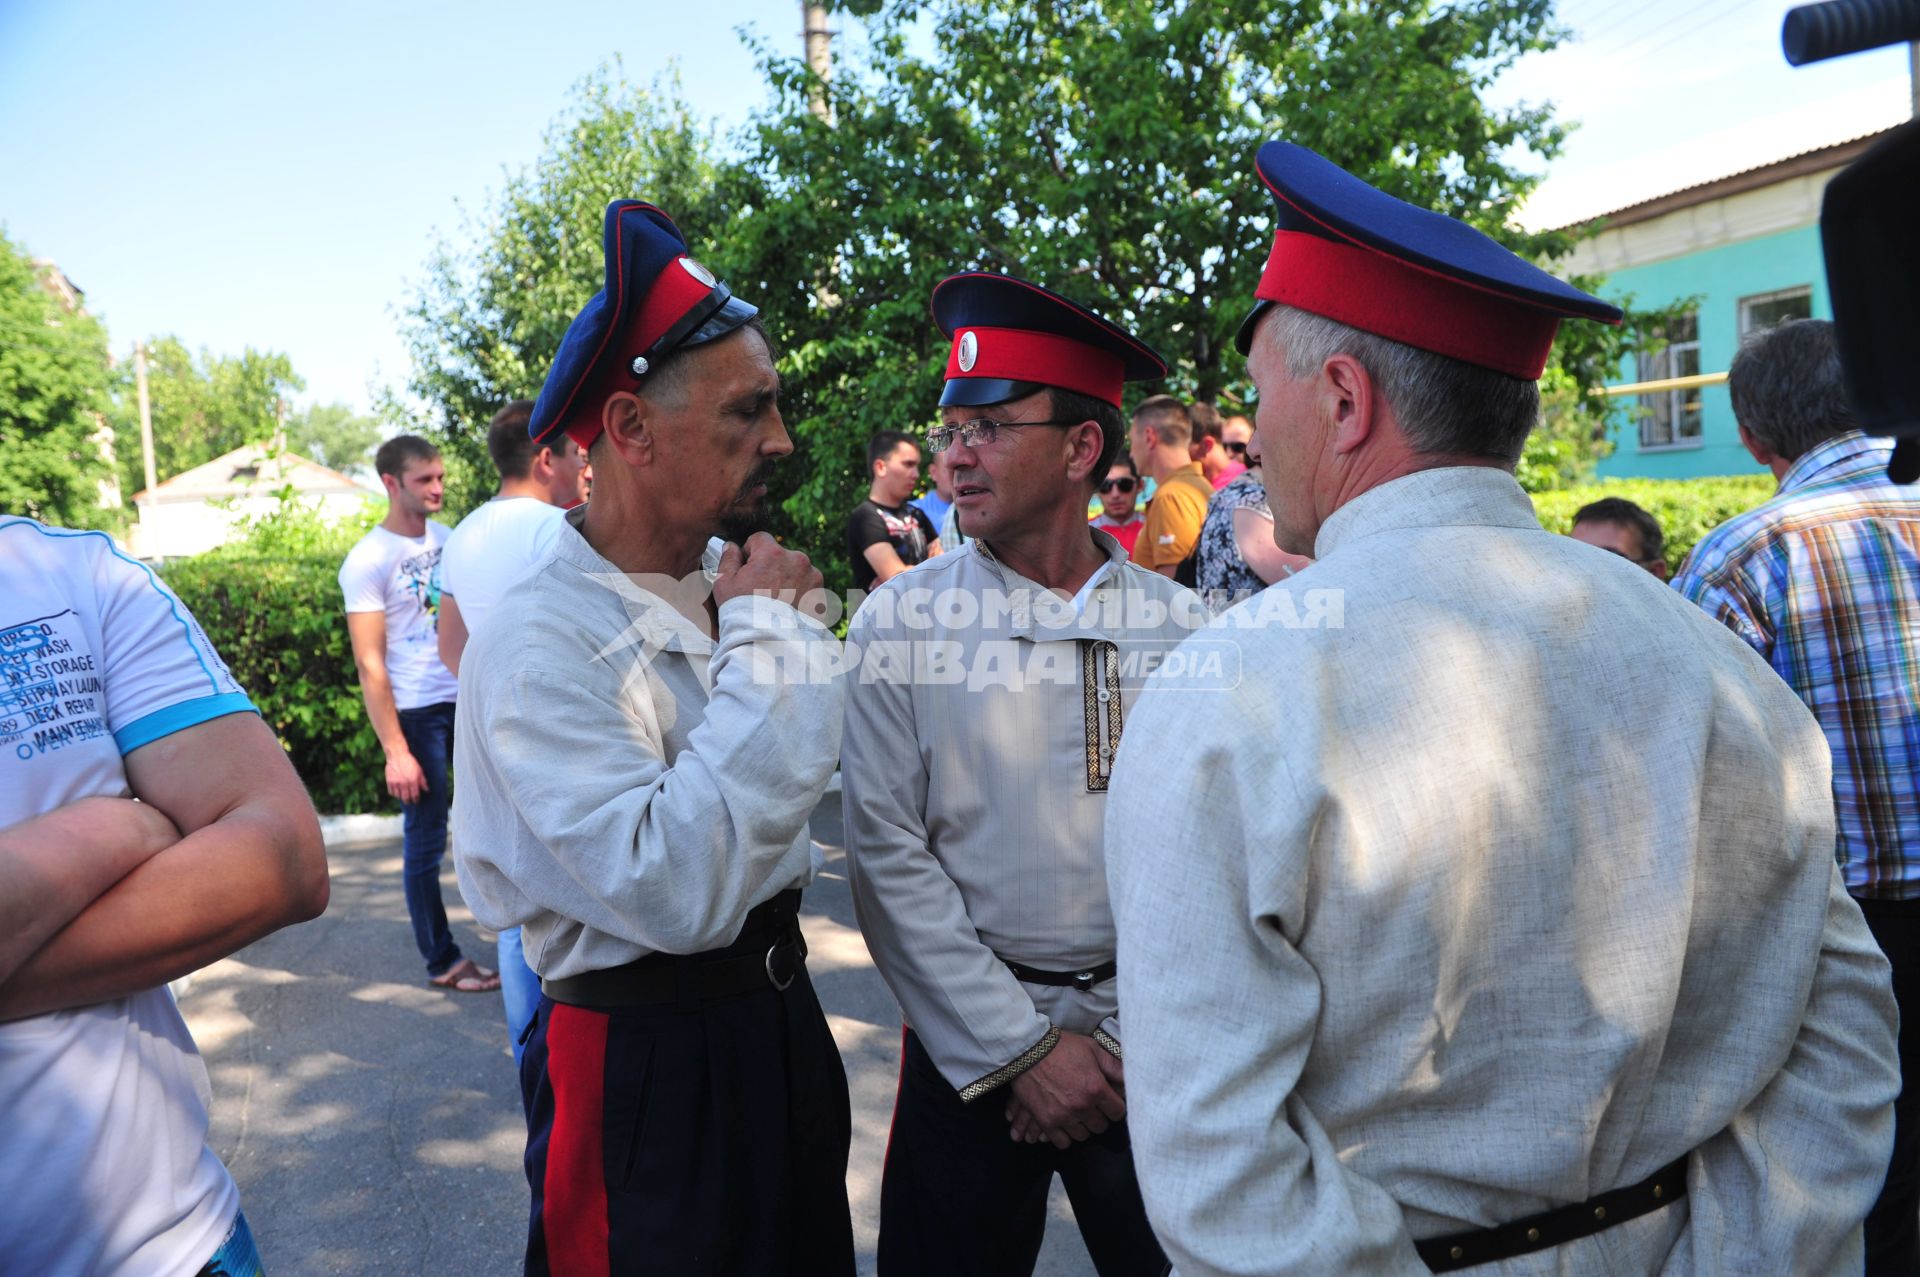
114, 692, 257, 755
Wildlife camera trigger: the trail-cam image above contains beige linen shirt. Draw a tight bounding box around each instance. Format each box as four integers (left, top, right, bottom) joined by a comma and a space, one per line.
1107, 466, 1899, 1276
452, 509, 844, 978
842, 531, 1206, 1098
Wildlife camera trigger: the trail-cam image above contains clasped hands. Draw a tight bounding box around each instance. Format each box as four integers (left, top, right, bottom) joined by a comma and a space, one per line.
1004, 1029, 1125, 1149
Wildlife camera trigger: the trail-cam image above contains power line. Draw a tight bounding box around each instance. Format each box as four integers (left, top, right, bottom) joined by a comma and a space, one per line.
1573, 0, 1681, 47
1609, 0, 1758, 63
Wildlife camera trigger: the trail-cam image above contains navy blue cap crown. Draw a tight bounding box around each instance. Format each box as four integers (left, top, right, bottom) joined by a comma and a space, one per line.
529, 201, 758, 449
1236, 142, 1622, 378
931, 273, 1166, 409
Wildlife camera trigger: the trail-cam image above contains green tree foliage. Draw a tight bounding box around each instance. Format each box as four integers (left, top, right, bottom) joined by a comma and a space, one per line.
717, 0, 1633, 585
286, 401, 382, 473
165, 550, 385, 813
0, 230, 118, 527
395, 3, 1664, 581
114, 337, 305, 496
398, 63, 720, 515
162, 494, 384, 812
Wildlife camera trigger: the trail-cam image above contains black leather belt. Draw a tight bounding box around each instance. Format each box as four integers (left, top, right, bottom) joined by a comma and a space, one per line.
542, 889, 808, 1009
1415, 1153, 1690, 1272
1003, 957, 1116, 991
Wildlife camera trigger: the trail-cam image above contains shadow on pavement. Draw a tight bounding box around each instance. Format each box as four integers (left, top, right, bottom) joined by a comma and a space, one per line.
180, 799, 1098, 1276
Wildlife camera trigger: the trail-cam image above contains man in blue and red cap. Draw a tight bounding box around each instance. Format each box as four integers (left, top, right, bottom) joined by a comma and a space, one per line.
451, 201, 854, 1276
841, 272, 1205, 1276
1107, 142, 1900, 1273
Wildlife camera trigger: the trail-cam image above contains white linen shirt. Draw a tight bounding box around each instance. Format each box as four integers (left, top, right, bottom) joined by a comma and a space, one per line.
1107, 467, 1899, 1276
452, 509, 844, 976
841, 531, 1208, 1098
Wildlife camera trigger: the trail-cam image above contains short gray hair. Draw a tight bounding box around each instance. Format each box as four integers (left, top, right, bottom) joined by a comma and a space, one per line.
639, 315, 774, 410
1728, 319, 1855, 462
1262, 305, 1540, 464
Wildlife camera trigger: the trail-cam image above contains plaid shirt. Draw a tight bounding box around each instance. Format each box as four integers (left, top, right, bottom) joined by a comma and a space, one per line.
1675, 431, 1920, 898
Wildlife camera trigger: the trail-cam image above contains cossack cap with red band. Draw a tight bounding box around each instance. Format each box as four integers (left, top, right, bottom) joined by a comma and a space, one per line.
1235, 141, 1622, 380
931, 273, 1167, 409
528, 200, 759, 450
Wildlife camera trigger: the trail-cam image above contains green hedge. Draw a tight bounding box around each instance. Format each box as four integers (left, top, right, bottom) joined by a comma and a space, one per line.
1531, 474, 1777, 573
163, 554, 387, 815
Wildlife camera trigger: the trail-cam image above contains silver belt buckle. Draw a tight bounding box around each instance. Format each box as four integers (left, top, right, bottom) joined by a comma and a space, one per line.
765, 942, 796, 991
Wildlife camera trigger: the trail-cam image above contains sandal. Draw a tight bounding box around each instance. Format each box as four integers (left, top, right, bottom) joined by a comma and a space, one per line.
428, 957, 501, 993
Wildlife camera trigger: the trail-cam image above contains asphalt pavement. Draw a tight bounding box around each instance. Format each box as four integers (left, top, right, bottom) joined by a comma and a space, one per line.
180, 796, 1101, 1275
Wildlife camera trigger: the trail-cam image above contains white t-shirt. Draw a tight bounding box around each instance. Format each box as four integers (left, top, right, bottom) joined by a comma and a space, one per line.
0, 516, 254, 1277
439, 496, 564, 639
338, 522, 459, 710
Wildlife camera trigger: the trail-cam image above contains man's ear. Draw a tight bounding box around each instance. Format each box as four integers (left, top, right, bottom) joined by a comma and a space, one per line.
1322, 353, 1377, 457
1737, 423, 1777, 469
599, 393, 651, 468
1063, 420, 1106, 485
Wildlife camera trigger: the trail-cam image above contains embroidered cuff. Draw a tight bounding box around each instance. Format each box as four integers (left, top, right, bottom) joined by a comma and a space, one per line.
958, 1025, 1061, 1103
1093, 1027, 1123, 1060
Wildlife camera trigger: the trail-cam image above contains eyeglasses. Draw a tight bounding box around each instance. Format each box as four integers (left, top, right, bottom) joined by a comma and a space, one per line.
1222, 440, 1249, 457
1099, 477, 1138, 494
926, 417, 1083, 453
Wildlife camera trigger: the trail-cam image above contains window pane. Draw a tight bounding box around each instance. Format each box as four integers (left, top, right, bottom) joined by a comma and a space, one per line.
1634, 308, 1698, 448
1739, 288, 1812, 335
1678, 387, 1703, 440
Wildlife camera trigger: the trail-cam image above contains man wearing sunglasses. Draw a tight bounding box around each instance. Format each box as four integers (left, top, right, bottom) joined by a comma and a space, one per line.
1090, 454, 1145, 555
1221, 413, 1255, 466
841, 272, 1204, 1277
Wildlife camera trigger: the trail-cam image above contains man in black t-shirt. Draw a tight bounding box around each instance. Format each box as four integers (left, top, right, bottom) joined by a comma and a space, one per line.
848, 430, 942, 591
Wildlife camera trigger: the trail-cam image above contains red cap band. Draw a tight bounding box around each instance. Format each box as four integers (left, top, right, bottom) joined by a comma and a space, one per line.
564, 256, 722, 450
1254, 230, 1561, 380
944, 325, 1127, 408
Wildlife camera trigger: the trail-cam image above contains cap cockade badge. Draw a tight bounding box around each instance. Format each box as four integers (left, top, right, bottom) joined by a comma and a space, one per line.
957, 330, 979, 372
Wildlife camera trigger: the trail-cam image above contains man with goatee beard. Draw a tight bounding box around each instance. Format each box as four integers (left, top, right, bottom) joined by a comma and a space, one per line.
452, 200, 854, 1277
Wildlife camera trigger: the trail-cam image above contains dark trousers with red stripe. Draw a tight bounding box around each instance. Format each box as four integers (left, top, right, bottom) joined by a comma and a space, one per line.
1860, 897, 1920, 1276
878, 1028, 1167, 1277
521, 968, 855, 1277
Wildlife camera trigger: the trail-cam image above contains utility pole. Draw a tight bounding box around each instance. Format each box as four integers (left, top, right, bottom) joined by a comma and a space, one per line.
134, 342, 158, 503
1910, 38, 1918, 116
803, 2, 835, 125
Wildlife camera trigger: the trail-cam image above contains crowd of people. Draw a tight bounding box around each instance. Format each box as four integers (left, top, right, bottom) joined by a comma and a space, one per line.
5, 141, 1918, 1277
847, 392, 1314, 612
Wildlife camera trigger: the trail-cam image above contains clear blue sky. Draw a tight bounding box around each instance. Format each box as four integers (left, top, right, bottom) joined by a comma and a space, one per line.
2, 0, 1908, 417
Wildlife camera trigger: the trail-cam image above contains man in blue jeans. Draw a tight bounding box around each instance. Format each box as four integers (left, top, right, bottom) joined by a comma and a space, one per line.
341, 435, 497, 993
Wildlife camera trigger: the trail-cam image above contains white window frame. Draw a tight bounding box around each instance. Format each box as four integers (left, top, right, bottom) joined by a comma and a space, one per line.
1636, 309, 1702, 452
1738, 285, 1813, 337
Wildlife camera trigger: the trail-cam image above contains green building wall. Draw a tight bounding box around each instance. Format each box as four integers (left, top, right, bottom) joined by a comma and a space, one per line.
1594, 222, 1830, 480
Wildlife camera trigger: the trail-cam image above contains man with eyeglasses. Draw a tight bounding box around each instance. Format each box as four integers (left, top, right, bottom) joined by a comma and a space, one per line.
840, 272, 1204, 1277
1089, 454, 1145, 555
1221, 413, 1255, 466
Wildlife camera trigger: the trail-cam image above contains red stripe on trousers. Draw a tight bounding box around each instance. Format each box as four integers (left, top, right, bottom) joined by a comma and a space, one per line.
882, 1023, 908, 1178
544, 1003, 611, 1277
